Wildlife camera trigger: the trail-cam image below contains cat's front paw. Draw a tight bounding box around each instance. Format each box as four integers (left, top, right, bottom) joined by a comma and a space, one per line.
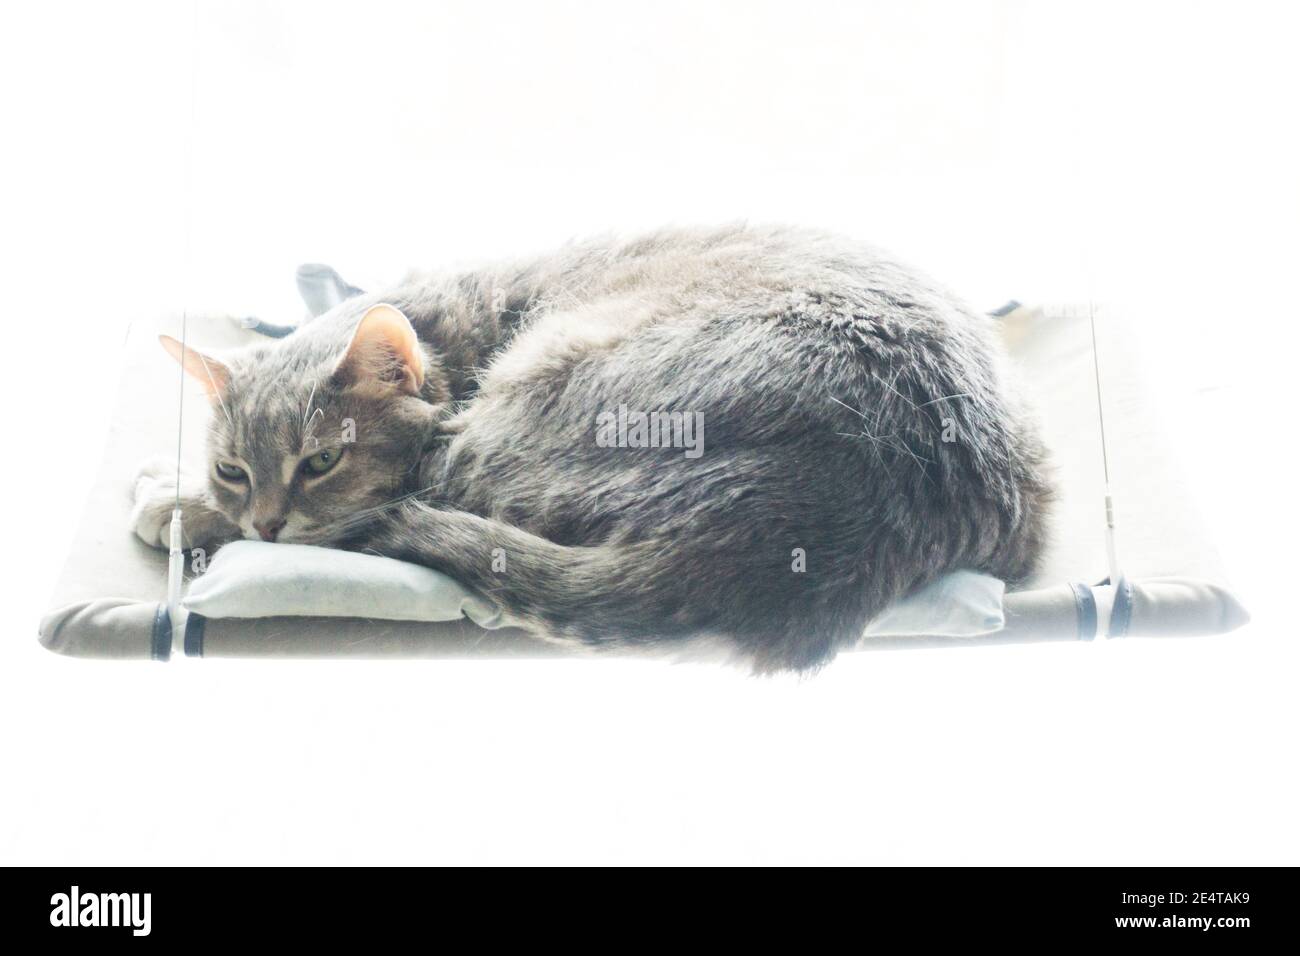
130, 457, 183, 549
129, 456, 236, 550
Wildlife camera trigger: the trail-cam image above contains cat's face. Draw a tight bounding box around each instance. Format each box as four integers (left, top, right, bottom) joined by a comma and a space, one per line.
163, 304, 445, 544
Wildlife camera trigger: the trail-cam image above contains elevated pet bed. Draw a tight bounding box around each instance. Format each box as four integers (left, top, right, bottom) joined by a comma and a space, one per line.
38, 268, 1248, 662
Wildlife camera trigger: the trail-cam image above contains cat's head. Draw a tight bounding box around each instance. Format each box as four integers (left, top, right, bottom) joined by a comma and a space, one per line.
162, 304, 447, 544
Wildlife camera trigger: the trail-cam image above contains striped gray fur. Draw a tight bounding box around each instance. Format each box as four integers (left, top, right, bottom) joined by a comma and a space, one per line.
133, 224, 1052, 672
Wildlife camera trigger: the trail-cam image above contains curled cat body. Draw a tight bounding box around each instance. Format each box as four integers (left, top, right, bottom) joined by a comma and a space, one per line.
134, 224, 1052, 672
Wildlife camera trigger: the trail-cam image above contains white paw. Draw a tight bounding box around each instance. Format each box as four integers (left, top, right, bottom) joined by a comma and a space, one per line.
130, 457, 240, 550
130, 462, 180, 549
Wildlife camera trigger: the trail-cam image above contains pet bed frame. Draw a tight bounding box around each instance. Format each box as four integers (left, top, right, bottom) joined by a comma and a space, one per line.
38, 268, 1248, 662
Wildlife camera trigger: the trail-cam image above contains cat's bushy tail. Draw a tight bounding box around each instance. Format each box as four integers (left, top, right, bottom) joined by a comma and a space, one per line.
358, 500, 850, 671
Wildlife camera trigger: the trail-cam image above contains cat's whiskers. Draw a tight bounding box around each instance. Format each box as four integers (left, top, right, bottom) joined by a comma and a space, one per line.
827, 393, 868, 420
299, 382, 327, 451
302, 407, 325, 451
315, 484, 450, 542
300, 381, 317, 434
919, 392, 973, 408
828, 394, 896, 444
878, 367, 919, 413
828, 391, 933, 479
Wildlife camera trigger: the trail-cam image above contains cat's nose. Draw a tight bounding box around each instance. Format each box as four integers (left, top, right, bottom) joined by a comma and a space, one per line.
254, 518, 286, 542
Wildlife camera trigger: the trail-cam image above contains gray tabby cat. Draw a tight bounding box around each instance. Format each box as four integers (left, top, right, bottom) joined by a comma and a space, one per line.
133, 225, 1052, 671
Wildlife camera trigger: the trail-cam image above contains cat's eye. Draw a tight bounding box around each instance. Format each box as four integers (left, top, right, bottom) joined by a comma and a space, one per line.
214, 461, 247, 482
303, 448, 342, 476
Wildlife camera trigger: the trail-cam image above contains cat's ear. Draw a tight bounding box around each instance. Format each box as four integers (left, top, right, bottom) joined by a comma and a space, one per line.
159, 335, 231, 402
333, 304, 425, 396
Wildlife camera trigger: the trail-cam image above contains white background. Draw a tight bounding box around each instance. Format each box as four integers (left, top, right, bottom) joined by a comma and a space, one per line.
1, 0, 1297, 864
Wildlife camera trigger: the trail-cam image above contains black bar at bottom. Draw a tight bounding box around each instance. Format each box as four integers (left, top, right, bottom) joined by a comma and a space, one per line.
2, 867, 1290, 945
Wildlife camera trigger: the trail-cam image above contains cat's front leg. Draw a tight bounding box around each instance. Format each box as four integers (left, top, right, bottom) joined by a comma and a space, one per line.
129, 455, 240, 551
